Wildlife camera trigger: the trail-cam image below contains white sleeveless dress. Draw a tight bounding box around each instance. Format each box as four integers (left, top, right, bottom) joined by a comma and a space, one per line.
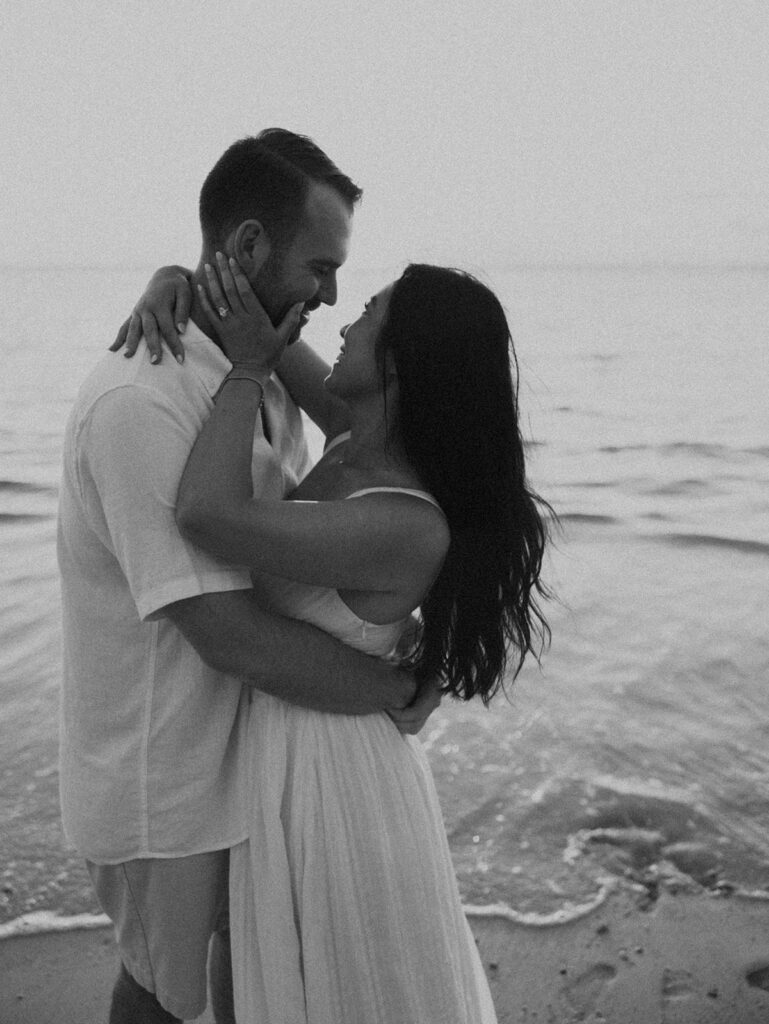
229, 487, 499, 1024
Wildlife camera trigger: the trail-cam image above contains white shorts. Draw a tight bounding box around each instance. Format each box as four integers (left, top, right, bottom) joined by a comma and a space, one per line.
87, 850, 229, 1020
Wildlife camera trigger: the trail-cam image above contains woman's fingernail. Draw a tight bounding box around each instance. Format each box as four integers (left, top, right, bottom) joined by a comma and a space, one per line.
150, 354, 159, 364
177, 322, 186, 333
176, 354, 185, 365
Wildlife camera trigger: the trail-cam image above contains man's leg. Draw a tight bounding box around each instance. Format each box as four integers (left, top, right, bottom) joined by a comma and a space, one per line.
88, 852, 230, 1022
109, 962, 181, 1024
209, 926, 236, 1024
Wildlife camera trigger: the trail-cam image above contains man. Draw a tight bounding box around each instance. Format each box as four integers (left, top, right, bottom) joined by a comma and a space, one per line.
58, 129, 435, 1024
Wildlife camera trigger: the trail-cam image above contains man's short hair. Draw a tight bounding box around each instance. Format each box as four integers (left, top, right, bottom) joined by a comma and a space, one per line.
199, 129, 362, 250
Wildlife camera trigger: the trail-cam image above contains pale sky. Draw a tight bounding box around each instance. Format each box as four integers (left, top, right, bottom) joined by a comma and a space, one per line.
2, 0, 768, 270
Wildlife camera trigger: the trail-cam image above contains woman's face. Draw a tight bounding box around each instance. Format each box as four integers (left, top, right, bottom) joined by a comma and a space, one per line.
324, 282, 395, 400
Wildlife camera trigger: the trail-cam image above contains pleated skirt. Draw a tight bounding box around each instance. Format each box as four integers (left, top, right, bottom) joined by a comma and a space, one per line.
230, 694, 499, 1024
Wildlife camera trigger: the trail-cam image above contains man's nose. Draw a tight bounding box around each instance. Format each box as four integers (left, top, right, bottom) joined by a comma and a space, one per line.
319, 271, 338, 307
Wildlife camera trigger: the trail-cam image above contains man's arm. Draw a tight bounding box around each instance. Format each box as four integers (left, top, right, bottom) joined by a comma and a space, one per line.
164, 589, 416, 715
79, 387, 414, 715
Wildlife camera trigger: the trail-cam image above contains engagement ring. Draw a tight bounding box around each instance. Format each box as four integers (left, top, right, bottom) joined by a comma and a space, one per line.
218, 306, 229, 319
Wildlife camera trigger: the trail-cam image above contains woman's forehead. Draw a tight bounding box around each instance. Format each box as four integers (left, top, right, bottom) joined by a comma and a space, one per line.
370, 282, 395, 307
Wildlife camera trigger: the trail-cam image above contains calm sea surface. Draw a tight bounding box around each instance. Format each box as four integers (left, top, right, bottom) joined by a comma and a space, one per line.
1, 263, 768, 932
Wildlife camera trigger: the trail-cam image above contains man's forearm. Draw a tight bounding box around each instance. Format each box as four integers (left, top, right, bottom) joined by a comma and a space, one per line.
166, 590, 415, 714
223, 601, 413, 713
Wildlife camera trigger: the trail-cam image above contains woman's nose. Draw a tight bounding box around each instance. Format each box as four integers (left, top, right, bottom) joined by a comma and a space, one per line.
339, 325, 349, 338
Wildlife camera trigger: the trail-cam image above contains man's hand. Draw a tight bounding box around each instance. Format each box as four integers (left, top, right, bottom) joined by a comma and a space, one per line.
388, 676, 443, 735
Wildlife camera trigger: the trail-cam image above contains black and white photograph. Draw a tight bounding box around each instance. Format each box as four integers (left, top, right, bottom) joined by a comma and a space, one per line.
1, 2, 768, 1021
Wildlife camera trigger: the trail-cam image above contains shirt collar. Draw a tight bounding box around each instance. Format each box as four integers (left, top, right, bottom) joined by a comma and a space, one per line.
180, 319, 232, 398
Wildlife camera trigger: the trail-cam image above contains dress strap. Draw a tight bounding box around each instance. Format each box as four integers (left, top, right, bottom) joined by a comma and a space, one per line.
345, 486, 444, 514
324, 431, 351, 454
324, 433, 444, 514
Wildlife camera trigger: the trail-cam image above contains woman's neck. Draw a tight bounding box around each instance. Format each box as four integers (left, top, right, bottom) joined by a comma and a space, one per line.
342, 402, 408, 472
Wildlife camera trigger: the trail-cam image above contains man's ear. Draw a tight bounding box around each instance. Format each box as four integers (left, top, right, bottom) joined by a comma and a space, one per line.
232, 220, 271, 275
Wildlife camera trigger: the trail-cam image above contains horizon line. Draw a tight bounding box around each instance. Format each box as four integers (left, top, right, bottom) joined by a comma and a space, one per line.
2, 259, 768, 273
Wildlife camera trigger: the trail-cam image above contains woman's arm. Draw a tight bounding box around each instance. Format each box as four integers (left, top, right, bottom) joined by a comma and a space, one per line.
111, 257, 349, 440
121, 259, 448, 594
176, 375, 447, 593
110, 266, 194, 363
274, 340, 350, 442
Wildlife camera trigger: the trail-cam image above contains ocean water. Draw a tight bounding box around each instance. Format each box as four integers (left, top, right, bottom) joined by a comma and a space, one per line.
1, 263, 768, 937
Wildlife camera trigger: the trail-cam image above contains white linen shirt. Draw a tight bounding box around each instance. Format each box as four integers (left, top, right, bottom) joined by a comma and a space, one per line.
58, 321, 310, 863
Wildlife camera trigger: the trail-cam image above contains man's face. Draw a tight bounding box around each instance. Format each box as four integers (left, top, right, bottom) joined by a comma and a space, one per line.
255, 181, 353, 340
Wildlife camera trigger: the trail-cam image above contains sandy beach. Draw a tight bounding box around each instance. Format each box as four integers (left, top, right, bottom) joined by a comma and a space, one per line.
2, 887, 769, 1023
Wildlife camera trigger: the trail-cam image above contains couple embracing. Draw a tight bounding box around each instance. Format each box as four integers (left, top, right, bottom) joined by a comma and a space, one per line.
58, 128, 551, 1023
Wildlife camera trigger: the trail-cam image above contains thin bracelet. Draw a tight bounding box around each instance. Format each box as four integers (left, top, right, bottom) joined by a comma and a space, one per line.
215, 367, 268, 408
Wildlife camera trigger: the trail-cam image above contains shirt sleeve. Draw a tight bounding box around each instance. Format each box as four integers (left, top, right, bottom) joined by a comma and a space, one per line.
75, 384, 253, 620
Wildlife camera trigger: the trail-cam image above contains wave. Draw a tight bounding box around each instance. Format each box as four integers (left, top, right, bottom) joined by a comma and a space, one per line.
0, 481, 49, 493
599, 442, 724, 457
0, 480, 56, 495
562, 478, 719, 498
561, 481, 616, 490
0, 911, 110, 941
1, 892, 619, 941
5, 882, 767, 945
644, 479, 712, 496
464, 879, 616, 928
557, 407, 613, 420
0, 511, 54, 522
587, 352, 620, 363
552, 778, 769, 906
598, 441, 768, 462
660, 533, 769, 557
559, 513, 619, 526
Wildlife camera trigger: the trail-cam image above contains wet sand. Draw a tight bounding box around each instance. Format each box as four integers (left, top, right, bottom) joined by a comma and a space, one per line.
2, 888, 769, 1023
474, 887, 769, 1023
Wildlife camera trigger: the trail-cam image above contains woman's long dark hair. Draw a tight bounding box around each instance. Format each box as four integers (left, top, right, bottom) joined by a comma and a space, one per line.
378, 264, 553, 704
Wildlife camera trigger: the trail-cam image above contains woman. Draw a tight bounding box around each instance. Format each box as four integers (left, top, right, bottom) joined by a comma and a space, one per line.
122, 258, 551, 1022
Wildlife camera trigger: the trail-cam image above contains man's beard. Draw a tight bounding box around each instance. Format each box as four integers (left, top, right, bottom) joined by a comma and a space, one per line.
254, 250, 291, 327
255, 250, 313, 345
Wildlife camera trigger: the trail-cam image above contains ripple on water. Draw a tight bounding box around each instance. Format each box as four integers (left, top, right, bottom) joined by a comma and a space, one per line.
658, 533, 769, 557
